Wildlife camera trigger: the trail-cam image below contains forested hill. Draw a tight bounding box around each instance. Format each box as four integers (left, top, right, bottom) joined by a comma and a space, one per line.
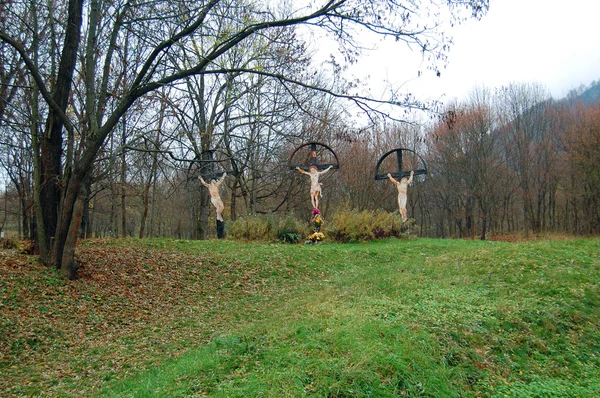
562, 79, 600, 106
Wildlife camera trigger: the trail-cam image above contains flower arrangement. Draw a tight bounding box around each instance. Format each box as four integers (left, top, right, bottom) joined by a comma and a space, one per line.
307, 207, 325, 243
307, 231, 325, 241
312, 214, 323, 228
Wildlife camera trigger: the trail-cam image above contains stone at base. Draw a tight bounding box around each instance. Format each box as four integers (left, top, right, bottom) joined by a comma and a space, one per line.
216, 220, 226, 239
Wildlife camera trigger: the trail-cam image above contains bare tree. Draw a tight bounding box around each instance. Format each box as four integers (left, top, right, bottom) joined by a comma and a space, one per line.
496, 83, 554, 235
560, 103, 600, 234
2, 0, 489, 277
462, 87, 506, 239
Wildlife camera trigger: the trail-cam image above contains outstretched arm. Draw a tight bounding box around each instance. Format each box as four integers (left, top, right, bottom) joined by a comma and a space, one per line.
387, 173, 399, 185
199, 176, 209, 187
216, 172, 227, 186
407, 171, 414, 185
296, 167, 308, 175
318, 165, 333, 175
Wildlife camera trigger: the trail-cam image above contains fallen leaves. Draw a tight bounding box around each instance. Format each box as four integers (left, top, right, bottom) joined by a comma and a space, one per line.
0, 241, 285, 397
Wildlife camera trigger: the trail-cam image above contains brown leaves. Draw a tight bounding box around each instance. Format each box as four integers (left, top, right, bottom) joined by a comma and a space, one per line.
0, 241, 277, 397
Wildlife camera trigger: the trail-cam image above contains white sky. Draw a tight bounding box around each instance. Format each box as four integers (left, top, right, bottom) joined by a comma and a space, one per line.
342, 0, 600, 105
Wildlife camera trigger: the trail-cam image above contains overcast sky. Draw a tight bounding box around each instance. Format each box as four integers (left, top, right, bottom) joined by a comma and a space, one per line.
344, 0, 600, 105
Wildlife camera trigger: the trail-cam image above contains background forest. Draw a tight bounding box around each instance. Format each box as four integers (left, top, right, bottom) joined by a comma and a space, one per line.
1, 0, 599, 250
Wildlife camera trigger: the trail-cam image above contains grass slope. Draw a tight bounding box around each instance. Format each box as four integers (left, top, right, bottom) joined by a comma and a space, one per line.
1, 238, 599, 397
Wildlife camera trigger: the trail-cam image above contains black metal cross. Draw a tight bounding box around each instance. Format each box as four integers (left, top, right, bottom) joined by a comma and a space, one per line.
197, 149, 239, 181
374, 148, 427, 180
289, 142, 340, 171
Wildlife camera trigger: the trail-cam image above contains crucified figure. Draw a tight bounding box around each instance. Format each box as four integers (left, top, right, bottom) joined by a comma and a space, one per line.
387, 171, 414, 222
296, 165, 333, 209
199, 172, 227, 221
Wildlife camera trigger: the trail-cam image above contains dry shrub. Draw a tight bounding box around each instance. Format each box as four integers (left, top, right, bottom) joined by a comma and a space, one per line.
0, 238, 34, 254
19, 240, 35, 254
228, 211, 416, 243
228, 215, 277, 241
0, 237, 18, 249
228, 213, 307, 243
325, 209, 412, 242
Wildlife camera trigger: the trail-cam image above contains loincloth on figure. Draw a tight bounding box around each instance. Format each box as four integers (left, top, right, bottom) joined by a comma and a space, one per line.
310, 183, 323, 196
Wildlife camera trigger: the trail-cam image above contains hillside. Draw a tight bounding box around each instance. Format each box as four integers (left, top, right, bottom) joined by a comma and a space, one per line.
1, 238, 599, 397
563, 79, 600, 106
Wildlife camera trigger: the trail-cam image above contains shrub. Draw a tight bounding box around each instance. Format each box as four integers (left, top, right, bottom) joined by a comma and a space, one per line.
227, 210, 416, 243
228, 215, 277, 241
276, 213, 307, 244
325, 209, 414, 242
0, 237, 18, 249
0, 238, 34, 254
228, 213, 307, 243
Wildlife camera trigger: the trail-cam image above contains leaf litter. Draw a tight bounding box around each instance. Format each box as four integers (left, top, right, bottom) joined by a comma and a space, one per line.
0, 240, 290, 397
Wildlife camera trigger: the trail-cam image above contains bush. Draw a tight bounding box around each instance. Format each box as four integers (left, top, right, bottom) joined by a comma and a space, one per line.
228, 215, 277, 241
0, 237, 18, 249
227, 210, 416, 243
325, 209, 414, 242
0, 238, 34, 254
228, 213, 307, 243
276, 213, 307, 244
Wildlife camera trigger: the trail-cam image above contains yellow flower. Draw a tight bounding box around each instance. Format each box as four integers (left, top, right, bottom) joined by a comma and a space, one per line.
308, 232, 325, 241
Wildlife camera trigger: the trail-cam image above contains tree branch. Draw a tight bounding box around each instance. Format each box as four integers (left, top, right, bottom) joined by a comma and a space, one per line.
0, 31, 78, 137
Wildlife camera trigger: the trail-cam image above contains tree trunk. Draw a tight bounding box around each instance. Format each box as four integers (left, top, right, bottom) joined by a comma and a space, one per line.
19, 195, 28, 240
198, 187, 210, 239
79, 178, 92, 239
49, 174, 79, 272
149, 172, 157, 237
197, 149, 212, 239
38, 117, 63, 262
480, 216, 487, 240
120, 121, 127, 238
60, 178, 88, 279
196, 73, 211, 240
34, 0, 84, 266
18, 197, 23, 240
230, 178, 238, 221
139, 183, 151, 238
110, 182, 118, 236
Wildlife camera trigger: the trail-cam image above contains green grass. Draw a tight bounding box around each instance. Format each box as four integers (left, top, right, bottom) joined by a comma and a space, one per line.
101, 238, 599, 397
2, 238, 599, 397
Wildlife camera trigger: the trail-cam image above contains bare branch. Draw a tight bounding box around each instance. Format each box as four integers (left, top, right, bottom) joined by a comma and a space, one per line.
0, 30, 78, 137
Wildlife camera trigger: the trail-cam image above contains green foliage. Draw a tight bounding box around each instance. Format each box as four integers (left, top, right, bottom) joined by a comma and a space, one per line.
325, 209, 412, 242
276, 213, 307, 244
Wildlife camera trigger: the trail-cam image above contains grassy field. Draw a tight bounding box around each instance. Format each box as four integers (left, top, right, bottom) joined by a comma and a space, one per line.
1, 237, 599, 397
